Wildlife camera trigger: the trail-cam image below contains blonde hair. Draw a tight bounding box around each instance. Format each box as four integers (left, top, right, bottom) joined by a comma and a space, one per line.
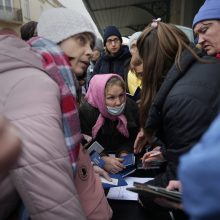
105, 76, 126, 93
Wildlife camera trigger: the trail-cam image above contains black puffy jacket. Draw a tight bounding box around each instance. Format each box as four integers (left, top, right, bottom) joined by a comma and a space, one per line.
146, 50, 220, 187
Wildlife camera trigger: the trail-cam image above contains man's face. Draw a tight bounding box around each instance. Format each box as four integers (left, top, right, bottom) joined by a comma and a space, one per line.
194, 20, 220, 56
105, 35, 121, 56
59, 33, 94, 77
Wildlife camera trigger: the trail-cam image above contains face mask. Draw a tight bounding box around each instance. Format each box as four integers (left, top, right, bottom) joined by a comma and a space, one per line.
107, 103, 125, 116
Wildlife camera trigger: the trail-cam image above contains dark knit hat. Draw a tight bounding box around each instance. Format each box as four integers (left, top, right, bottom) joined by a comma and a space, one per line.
103, 26, 122, 45
193, 0, 220, 29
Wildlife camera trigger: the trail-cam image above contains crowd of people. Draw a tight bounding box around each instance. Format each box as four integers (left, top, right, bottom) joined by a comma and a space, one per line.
1, 0, 220, 219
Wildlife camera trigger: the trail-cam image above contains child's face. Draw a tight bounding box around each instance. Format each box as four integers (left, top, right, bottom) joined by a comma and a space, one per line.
105, 84, 125, 108
59, 33, 94, 77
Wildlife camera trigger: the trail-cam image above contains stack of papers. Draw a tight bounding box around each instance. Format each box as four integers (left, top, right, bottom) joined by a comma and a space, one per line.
107, 177, 153, 201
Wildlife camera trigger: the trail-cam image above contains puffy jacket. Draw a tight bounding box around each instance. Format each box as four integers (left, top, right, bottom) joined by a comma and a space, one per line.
0, 35, 112, 220
145, 49, 220, 187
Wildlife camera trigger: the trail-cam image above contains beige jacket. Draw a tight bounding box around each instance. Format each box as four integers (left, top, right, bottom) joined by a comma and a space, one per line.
0, 35, 112, 220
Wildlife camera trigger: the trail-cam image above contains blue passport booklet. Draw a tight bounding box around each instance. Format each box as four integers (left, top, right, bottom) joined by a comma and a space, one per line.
118, 166, 136, 178
121, 153, 135, 167
119, 153, 136, 177
101, 174, 128, 189
90, 151, 105, 168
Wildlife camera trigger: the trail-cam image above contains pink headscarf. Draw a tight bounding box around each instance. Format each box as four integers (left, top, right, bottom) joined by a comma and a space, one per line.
85, 74, 129, 139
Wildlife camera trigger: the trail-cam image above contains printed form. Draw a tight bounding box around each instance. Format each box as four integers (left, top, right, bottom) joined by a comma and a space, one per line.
107, 177, 153, 201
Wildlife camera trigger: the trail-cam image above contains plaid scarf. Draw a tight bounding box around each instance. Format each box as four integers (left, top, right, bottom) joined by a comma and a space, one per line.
28, 37, 81, 172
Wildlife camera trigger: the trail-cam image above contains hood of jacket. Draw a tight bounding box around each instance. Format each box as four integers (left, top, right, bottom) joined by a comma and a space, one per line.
0, 35, 43, 73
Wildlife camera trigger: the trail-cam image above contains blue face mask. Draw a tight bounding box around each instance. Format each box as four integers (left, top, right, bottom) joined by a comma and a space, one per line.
107, 103, 125, 116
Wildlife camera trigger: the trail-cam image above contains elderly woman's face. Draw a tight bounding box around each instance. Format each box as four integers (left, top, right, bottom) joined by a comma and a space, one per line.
59, 33, 94, 77
194, 20, 220, 56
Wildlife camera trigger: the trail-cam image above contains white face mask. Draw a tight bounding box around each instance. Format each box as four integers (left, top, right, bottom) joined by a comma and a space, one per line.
107, 103, 125, 116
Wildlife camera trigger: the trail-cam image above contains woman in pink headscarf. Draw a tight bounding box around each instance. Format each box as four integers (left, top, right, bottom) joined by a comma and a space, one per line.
79, 74, 140, 174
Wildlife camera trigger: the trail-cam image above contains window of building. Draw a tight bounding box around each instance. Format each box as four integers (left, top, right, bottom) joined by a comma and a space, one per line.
0, 0, 3, 10
5, 0, 13, 11
23, 0, 30, 19
0, 0, 13, 11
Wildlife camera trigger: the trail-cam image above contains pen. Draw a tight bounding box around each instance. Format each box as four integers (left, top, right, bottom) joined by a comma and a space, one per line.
148, 151, 161, 157
140, 151, 161, 160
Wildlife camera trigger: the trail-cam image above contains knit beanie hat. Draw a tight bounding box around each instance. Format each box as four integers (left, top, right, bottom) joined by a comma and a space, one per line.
128, 31, 142, 52
37, 8, 96, 43
193, 0, 220, 29
103, 25, 122, 45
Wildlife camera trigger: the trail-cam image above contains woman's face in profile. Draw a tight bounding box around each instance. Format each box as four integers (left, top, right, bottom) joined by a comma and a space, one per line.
194, 20, 220, 56
105, 84, 125, 108
59, 33, 94, 77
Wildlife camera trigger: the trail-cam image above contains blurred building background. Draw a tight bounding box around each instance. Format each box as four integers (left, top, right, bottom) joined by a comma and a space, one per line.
82, 0, 205, 37
0, 0, 63, 34
0, 0, 204, 38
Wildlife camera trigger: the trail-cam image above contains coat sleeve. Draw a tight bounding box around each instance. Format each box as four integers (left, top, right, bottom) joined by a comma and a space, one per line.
79, 102, 99, 137
5, 68, 86, 220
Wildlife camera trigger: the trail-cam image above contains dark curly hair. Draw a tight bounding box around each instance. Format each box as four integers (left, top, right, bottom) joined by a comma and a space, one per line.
20, 21, 38, 41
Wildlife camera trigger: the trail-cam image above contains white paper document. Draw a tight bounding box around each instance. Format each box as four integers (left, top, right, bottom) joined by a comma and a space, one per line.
100, 177, 118, 186
107, 177, 153, 201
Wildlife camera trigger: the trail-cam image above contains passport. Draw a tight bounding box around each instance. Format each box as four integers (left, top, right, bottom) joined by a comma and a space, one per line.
118, 166, 136, 178
119, 153, 136, 177
121, 153, 135, 167
101, 174, 128, 189
90, 151, 105, 168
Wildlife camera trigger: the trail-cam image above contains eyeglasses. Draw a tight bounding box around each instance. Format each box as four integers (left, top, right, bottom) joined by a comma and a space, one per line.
106, 38, 120, 45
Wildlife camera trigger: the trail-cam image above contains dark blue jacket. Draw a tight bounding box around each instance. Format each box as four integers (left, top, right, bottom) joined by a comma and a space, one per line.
92, 45, 131, 79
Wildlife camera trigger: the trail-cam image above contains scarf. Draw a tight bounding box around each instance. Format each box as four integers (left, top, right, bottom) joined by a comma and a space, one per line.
28, 37, 81, 172
85, 74, 129, 138
216, 53, 220, 59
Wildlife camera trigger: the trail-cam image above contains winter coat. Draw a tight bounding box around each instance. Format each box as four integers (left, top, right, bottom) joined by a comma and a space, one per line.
145, 49, 220, 187
79, 97, 139, 155
92, 45, 131, 79
179, 113, 220, 220
0, 35, 112, 220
